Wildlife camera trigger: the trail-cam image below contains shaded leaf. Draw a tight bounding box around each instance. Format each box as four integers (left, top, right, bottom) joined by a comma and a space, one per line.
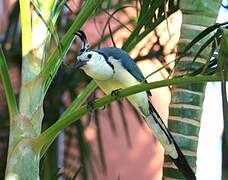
31, 0, 63, 61
0, 47, 18, 118
180, 22, 228, 57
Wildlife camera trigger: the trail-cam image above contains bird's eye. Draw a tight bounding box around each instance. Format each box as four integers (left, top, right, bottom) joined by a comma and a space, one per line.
87, 54, 92, 59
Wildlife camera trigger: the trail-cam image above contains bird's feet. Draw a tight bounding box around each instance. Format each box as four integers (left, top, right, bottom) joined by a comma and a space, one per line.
85, 93, 96, 127
87, 100, 95, 113
111, 88, 122, 97
86, 92, 96, 114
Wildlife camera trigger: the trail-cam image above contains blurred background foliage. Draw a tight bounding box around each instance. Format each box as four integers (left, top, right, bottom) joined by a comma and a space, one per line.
0, 0, 227, 179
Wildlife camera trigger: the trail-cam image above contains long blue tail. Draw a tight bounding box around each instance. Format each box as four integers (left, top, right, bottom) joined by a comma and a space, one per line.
148, 102, 196, 179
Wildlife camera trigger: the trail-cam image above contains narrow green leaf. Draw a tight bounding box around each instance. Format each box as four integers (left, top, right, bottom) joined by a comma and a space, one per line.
62, 80, 97, 116
125, 6, 177, 52
0, 47, 18, 119
31, 0, 62, 58
41, 0, 104, 96
137, 0, 150, 22
36, 74, 221, 154
189, 32, 218, 71
19, 0, 32, 56
181, 22, 228, 56
100, 5, 134, 46
41, 0, 57, 15
39, 80, 97, 156
122, 0, 151, 49
200, 31, 221, 75
125, 1, 178, 51
52, 0, 67, 22
218, 28, 228, 73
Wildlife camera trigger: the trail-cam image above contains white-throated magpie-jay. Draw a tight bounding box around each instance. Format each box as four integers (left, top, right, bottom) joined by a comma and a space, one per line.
74, 31, 196, 179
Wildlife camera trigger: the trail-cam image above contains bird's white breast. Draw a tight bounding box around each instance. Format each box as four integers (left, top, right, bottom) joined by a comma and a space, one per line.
95, 57, 150, 116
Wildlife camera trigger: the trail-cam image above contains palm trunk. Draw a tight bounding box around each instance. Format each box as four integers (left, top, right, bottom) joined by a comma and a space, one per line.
4, 0, 104, 178
163, 0, 222, 179
5, 1, 55, 179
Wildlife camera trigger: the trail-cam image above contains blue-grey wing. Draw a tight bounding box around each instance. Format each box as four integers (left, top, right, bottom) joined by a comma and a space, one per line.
97, 47, 145, 82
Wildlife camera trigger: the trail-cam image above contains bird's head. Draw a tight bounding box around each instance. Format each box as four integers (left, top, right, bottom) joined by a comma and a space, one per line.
75, 50, 114, 81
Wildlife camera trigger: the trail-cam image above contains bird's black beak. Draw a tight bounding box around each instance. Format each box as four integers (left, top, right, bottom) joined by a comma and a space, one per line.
75, 59, 87, 68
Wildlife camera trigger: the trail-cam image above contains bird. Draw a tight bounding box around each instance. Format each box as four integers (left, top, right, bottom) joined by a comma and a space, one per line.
74, 31, 196, 180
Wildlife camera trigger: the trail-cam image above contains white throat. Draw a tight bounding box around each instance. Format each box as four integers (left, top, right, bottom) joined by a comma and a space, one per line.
82, 56, 114, 81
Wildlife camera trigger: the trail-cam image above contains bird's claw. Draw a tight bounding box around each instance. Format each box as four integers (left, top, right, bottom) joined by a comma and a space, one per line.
86, 92, 96, 113
111, 88, 122, 97
87, 100, 95, 114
